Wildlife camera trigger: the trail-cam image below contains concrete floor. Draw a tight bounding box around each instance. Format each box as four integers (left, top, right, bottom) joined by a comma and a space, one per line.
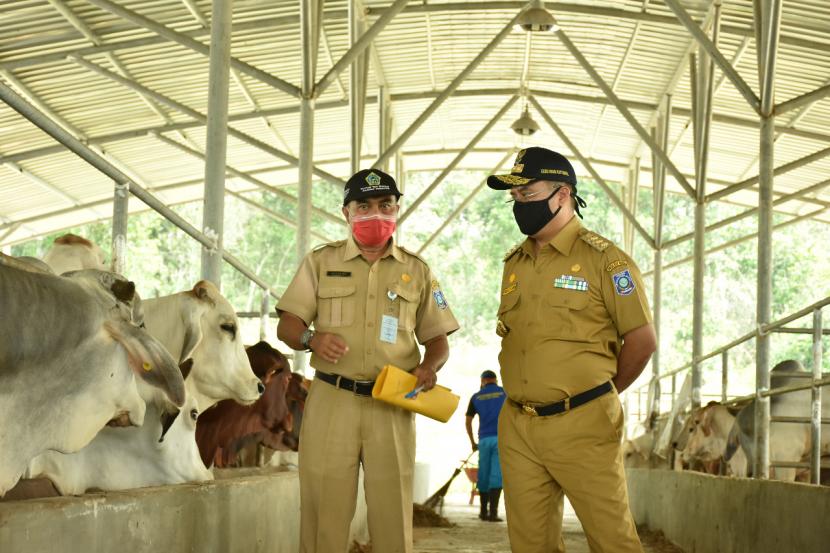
413, 494, 683, 553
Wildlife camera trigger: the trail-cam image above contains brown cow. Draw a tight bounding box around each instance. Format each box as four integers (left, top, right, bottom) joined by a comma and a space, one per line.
195, 341, 292, 468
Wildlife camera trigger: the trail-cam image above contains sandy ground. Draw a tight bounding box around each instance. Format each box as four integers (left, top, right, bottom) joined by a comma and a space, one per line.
412, 494, 684, 553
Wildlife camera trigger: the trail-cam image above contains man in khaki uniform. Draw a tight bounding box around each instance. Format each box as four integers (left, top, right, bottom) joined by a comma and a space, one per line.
276, 168, 459, 553
486, 147, 657, 553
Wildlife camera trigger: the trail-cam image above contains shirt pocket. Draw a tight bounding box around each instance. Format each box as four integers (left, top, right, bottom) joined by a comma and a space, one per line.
497, 289, 521, 335
317, 285, 357, 327
389, 284, 420, 331
544, 289, 590, 340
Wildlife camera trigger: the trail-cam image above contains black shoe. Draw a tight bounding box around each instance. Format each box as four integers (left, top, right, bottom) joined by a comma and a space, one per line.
478, 491, 490, 520
488, 487, 502, 522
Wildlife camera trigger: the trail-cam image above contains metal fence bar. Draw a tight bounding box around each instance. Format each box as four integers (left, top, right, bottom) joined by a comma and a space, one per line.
721, 351, 728, 403
811, 308, 824, 484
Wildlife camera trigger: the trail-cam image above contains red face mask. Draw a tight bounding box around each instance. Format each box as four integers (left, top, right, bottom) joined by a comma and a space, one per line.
350, 214, 397, 247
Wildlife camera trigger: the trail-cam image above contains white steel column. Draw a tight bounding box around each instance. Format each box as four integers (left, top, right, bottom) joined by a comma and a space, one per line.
296, 0, 320, 374
755, 0, 782, 480
200, 0, 233, 286
111, 181, 129, 274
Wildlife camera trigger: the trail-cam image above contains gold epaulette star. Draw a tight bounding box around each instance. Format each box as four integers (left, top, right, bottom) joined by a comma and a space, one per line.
579, 230, 611, 252
503, 243, 522, 262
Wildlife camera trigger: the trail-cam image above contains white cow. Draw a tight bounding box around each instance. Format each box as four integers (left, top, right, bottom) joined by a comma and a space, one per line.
26, 281, 263, 494
681, 402, 749, 476
43, 234, 107, 274
28, 383, 212, 494
142, 280, 263, 411
0, 258, 185, 496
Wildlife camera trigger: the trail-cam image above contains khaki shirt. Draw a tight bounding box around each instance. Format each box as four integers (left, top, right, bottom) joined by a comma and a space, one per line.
497, 216, 652, 404
277, 237, 459, 380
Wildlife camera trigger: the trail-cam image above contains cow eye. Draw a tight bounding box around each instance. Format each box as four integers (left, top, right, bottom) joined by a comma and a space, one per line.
220, 323, 237, 339
190, 409, 199, 421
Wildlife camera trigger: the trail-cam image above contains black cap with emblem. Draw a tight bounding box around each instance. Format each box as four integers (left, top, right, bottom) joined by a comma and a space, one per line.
343, 169, 402, 206
487, 147, 587, 217
487, 147, 577, 189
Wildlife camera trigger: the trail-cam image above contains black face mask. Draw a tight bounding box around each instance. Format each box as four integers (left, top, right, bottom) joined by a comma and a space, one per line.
512, 187, 562, 236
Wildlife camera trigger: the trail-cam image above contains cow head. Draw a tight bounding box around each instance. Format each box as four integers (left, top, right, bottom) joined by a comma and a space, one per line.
179, 281, 262, 410
682, 402, 731, 465
66, 269, 186, 409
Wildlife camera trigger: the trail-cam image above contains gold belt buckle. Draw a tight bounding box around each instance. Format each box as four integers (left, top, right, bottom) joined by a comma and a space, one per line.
522, 404, 538, 416
563, 397, 571, 412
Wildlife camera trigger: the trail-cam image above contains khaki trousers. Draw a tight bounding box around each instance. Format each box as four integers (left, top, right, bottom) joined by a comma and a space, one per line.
498, 389, 643, 553
299, 380, 415, 553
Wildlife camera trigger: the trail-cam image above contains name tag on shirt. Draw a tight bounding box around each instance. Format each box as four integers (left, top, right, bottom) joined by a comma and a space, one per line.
380, 315, 398, 344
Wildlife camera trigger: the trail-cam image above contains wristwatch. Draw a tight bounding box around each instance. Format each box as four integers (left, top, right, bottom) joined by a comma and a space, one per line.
300, 328, 315, 351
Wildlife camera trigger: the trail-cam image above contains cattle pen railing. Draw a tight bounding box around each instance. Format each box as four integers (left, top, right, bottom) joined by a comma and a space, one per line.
630, 295, 829, 484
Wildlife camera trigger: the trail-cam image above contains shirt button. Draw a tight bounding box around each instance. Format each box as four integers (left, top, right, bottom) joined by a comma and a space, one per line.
369, 294, 375, 299
367, 322, 374, 327
521, 350, 526, 355
531, 293, 539, 299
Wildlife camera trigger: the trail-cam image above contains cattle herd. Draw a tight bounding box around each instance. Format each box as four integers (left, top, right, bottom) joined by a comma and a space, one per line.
0, 234, 308, 500
624, 360, 830, 483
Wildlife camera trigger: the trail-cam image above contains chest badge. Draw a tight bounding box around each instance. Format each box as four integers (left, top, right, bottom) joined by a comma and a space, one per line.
554, 274, 588, 292
401, 273, 411, 283
612, 269, 636, 296
571, 264, 581, 272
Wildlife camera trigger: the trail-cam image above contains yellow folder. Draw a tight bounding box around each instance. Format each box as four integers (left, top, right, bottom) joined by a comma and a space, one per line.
372, 365, 460, 423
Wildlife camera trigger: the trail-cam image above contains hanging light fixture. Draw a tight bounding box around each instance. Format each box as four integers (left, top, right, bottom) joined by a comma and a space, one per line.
516, 0, 558, 33
511, 102, 540, 136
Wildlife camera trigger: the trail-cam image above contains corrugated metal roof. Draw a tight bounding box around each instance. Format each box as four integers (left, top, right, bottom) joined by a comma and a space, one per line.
1, 0, 830, 246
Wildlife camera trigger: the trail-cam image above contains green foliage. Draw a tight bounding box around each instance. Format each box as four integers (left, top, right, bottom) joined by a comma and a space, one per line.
9, 170, 830, 395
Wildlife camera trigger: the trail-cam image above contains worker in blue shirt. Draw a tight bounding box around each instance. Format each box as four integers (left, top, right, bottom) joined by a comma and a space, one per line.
465, 370, 507, 522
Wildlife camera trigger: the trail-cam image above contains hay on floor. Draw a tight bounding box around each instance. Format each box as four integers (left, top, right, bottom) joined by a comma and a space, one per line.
413, 503, 455, 528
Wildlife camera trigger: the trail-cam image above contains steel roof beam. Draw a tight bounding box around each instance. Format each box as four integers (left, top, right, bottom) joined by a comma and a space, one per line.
663, 178, 830, 250
153, 133, 346, 228
84, 0, 302, 99
398, 95, 518, 225
4, 154, 828, 244
372, 10, 523, 169
553, 20, 696, 200
417, 151, 514, 255
68, 55, 345, 187
316, 0, 409, 98
776, 83, 830, 116
0, 77, 280, 298
644, 208, 828, 278
5, 2, 830, 73
707, 145, 830, 203
663, 0, 760, 114
228, 190, 333, 243
8, 82, 830, 166
530, 96, 656, 249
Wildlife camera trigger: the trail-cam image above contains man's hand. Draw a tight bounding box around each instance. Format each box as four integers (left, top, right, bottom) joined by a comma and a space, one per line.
309, 332, 349, 363
412, 364, 437, 391
471, 441, 478, 452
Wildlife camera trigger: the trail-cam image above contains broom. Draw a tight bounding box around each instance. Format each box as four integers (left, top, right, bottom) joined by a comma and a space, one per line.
420, 451, 476, 512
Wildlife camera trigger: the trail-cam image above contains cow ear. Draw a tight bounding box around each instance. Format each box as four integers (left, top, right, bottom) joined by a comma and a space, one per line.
179, 358, 194, 380
111, 279, 136, 302
180, 307, 204, 364
190, 281, 216, 306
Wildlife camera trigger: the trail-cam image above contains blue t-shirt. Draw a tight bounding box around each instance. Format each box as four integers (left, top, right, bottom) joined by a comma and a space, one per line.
466, 383, 506, 439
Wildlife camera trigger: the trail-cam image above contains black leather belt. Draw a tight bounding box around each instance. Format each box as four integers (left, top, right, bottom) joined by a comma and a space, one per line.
512, 381, 613, 417
315, 371, 375, 396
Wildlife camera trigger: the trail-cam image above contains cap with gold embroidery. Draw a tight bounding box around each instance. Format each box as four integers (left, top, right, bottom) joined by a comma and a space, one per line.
343, 168, 402, 206
487, 147, 577, 189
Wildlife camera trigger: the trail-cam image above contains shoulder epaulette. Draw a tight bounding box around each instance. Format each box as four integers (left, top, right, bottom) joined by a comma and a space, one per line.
397, 245, 430, 267
503, 243, 522, 262
312, 239, 345, 252
579, 230, 611, 252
